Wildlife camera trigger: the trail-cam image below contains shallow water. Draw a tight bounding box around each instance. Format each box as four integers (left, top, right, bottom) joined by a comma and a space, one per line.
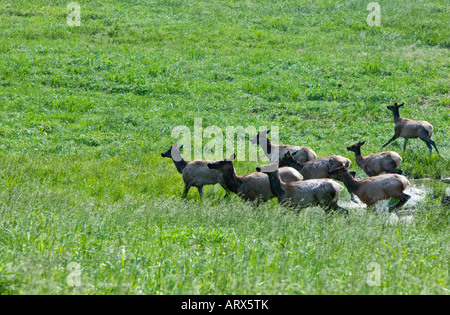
404, 182, 430, 206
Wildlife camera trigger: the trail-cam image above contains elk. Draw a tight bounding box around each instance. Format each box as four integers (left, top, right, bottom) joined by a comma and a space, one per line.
328, 163, 411, 212
206, 153, 303, 202
256, 162, 348, 216
279, 152, 360, 204
279, 151, 351, 179
382, 102, 442, 157
347, 141, 403, 176
161, 143, 230, 198
250, 130, 317, 163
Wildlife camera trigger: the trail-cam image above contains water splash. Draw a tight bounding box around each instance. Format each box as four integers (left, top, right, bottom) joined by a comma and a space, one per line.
404, 184, 429, 206
388, 213, 414, 225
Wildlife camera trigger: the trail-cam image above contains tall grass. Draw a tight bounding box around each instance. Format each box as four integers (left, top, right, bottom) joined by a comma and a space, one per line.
0, 187, 448, 294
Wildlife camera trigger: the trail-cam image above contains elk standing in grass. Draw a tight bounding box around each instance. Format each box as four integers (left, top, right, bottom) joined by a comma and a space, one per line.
347, 141, 403, 177
250, 130, 317, 163
382, 102, 442, 157
206, 154, 303, 202
328, 163, 411, 212
161, 143, 230, 198
256, 162, 348, 216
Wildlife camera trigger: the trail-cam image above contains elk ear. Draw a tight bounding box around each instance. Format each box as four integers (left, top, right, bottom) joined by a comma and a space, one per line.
227, 153, 236, 161
178, 144, 183, 150
266, 129, 271, 134
344, 161, 350, 168
335, 165, 345, 172
361, 141, 366, 146
284, 151, 291, 157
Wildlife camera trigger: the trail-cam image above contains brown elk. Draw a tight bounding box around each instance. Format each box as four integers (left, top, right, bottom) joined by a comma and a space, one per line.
250, 130, 317, 163
256, 162, 348, 216
206, 153, 302, 202
279, 152, 351, 179
328, 164, 411, 212
161, 143, 230, 198
382, 102, 442, 157
347, 141, 403, 176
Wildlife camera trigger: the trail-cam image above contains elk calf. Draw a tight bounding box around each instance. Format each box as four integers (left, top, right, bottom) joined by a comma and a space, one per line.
347, 141, 403, 177
207, 154, 302, 202
161, 143, 230, 198
256, 162, 348, 216
382, 102, 442, 157
328, 164, 411, 212
250, 130, 317, 163
279, 152, 351, 179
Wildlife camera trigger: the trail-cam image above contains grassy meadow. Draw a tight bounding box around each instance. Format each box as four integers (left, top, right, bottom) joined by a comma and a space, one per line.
0, 0, 449, 294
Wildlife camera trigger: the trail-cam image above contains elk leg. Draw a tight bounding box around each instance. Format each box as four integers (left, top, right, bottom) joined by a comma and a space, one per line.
182, 184, 191, 198
386, 161, 403, 175
220, 184, 230, 199
430, 140, 441, 156
382, 135, 399, 148
423, 139, 433, 155
389, 193, 411, 212
423, 138, 446, 160
366, 202, 377, 212
427, 139, 441, 156
403, 138, 408, 151
350, 193, 359, 204
332, 204, 349, 217
197, 186, 204, 198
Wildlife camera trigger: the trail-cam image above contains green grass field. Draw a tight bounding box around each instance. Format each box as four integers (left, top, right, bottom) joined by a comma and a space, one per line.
0, 0, 449, 294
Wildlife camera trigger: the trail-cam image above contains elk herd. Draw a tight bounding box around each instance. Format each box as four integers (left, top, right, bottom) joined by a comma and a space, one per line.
161, 103, 444, 216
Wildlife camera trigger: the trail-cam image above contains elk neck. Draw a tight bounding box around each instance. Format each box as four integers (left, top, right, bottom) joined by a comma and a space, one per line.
266, 171, 287, 200
222, 166, 241, 194
392, 108, 402, 124
260, 137, 273, 156
171, 152, 187, 174
341, 171, 360, 193
352, 147, 365, 166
